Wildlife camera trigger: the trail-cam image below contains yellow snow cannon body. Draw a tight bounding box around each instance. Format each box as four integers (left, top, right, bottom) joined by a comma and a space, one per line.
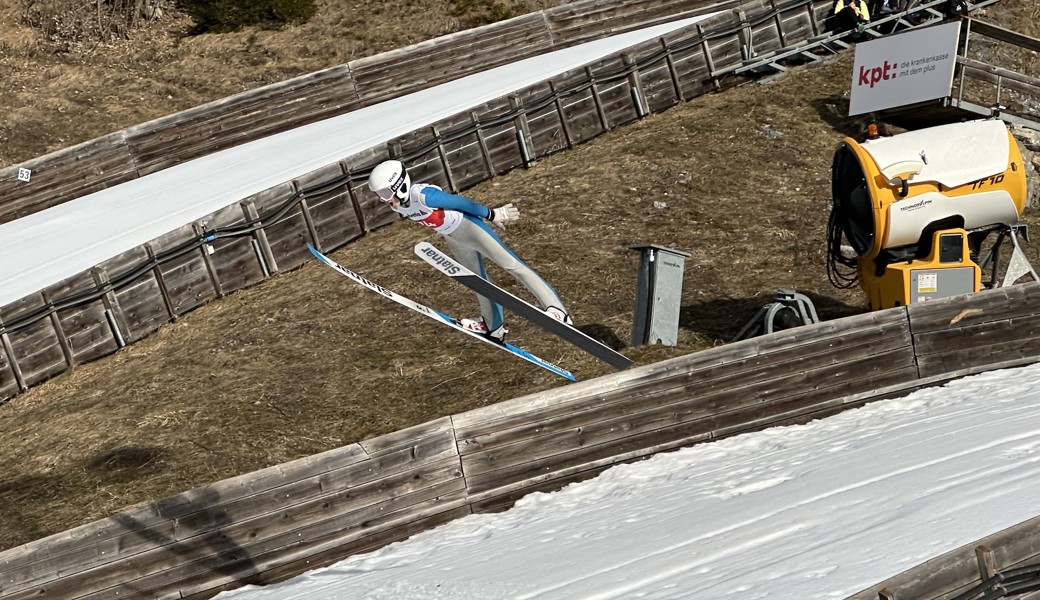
828, 119, 1028, 311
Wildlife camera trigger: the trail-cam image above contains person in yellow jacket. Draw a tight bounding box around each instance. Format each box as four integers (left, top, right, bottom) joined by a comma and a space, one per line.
834, 0, 870, 32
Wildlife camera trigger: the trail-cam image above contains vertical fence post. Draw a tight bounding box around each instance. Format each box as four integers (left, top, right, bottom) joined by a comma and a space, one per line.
737, 9, 752, 60
806, 0, 822, 36
144, 242, 177, 321
584, 66, 611, 132
40, 290, 75, 369
699, 23, 721, 90
548, 81, 575, 149
0, 316, 27, 392
297, 194, 321, 253
975, 545, 996, 581
772, 0, 788, 47
660, 38, 686, 103
432, 125, 458, 192
471, 111, 496, 177
343, 165, 371, 236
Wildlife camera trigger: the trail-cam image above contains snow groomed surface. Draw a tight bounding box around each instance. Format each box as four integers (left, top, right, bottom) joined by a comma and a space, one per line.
218, 363, 1040, 599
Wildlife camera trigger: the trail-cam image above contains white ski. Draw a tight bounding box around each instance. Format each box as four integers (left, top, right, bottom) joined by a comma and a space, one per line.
307, 244, 575, 381
414, 241, 633, 370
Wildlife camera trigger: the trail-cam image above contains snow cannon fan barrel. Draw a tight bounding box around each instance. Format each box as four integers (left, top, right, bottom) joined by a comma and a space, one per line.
829, 119, 1027, 311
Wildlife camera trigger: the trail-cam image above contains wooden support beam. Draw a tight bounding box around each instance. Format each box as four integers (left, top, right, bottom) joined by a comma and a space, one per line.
40, 290, 74, 369
584, 67, 610, 132
192, 222, 225, 298
241, 200, 277, 275
471, 111, 496, 175
432, 125, 458, 192
0, 316, 27, 392
143, 242, 177, 322
976, 544, 996, 581
660, 38, 685, 103
969, 19, 1040, 52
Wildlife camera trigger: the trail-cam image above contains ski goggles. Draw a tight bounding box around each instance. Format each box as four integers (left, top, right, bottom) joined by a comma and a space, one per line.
374, 187, 396, 201
375, 171, 408, 202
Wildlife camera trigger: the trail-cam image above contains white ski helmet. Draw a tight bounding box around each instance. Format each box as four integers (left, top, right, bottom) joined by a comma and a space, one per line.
368, 160, 410, 202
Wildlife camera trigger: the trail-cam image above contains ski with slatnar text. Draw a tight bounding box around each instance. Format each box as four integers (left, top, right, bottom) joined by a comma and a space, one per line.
307, 244, 575, 381
414, 241, 633, 370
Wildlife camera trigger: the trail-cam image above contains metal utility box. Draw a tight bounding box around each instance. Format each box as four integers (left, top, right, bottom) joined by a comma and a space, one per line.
630, 244, 690, 347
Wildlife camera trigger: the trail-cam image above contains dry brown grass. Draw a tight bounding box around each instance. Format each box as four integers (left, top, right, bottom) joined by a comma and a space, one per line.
0, 0, 1038, 553
0, 0, 556, 167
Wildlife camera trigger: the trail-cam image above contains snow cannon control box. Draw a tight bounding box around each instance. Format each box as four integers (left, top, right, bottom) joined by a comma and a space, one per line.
830, 119, 1027, 310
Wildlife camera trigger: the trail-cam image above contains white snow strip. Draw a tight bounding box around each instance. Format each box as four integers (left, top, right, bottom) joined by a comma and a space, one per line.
0, 14, 716, 307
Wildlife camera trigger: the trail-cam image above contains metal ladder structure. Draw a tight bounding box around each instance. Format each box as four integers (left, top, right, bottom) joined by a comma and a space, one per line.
713, 0, 1040, 132
711, 0, 990, 81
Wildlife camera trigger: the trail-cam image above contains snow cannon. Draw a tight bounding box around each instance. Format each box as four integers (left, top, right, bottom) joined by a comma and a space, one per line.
827, 119, 1029, 311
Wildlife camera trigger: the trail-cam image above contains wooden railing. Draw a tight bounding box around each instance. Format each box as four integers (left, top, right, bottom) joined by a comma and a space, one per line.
952, 18, 1040, 127
4, 281, 1040, 598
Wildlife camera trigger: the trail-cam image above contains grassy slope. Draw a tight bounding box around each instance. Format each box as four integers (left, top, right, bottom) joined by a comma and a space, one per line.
0, 0, 1037, 551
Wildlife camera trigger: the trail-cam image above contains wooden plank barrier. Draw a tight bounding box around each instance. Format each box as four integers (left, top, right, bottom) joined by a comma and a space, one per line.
149, 224, 223, 317
0, 293, 69, 390
907, 284, 1040, 380
846, 515, 1040, 600
544, 0, 739, 47
454, 308, 918, 510
0, 316, 21, 399
0, 133, 135, 225
97, 247, 174, 344
349, 13, 554, 106
46, 271, 121, 366
8, 281, 1040, 596
0, 418, 467, 600
9, 289, 1040, 598
124, 65, 362, 177
291, 163, 362, 254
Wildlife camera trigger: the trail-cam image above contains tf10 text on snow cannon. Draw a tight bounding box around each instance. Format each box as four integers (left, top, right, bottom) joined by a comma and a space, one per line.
827, 119, 1034, 311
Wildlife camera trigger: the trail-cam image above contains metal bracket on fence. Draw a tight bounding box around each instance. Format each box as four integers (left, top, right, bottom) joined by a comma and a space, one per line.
91, 267, 129, 348
104, 309, 127, 348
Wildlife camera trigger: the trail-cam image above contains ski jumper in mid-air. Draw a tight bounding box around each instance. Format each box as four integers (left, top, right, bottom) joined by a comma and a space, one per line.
367, 159, 571, 342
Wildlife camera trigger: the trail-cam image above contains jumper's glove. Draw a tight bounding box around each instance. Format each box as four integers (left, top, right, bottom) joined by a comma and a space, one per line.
489, 204, 520, 230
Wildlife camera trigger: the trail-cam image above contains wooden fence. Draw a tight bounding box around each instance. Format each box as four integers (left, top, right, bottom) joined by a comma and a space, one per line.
4, 281, 1040, 598
0, 0, 735, 224
0, 0, 841, 403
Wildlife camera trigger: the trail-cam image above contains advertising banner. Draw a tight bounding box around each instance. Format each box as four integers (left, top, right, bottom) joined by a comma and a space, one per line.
848, 21, 961, 116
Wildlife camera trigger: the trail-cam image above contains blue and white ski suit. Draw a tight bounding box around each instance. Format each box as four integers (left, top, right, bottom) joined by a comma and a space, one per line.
390, 182, 567, 331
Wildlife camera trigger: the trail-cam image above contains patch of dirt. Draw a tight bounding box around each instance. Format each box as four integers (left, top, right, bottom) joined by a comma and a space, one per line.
0, 0, 1038, 551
